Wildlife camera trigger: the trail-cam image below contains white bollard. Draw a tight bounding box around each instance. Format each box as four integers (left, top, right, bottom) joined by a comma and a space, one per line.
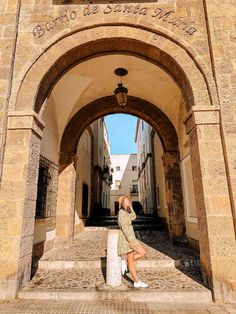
106, 229, 122, 286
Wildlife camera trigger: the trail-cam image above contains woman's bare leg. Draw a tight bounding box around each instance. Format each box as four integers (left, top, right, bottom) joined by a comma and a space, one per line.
127, 251, 139, 283
134, 244, 146, 261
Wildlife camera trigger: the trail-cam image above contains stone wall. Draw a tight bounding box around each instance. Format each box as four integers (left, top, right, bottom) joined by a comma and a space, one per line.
0, 1, 19, 181
32, 155, 58, 258
0, 0, 235, 302
204, 0, 236, 233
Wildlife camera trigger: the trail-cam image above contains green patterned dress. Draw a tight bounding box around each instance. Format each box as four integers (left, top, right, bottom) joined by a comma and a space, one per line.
117, 207, 141, 256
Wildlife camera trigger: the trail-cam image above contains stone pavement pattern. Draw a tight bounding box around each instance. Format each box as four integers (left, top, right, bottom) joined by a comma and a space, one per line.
3, 228, 236, 312
41, 228, 108, 261
40, 229, 199, 263
24, 267, 204, 291
0, 299, 236, 314
21, 228, 211, 305
28, 228, 204, 292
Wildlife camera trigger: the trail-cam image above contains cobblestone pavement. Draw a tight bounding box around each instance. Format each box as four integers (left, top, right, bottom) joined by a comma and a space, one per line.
41, 229, 199, 263
0, 299, 236, 314
137, 230, 199, 261
25, 228, 208, 294
24, 267, 205, 291
4, 228, 236, 313
41, 228, 108, 261
29, 228, 205, 292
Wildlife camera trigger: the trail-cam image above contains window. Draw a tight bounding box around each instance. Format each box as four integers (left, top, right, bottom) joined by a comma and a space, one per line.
82, 183, 89, 216
105, 194, 108, 208
132, 166, 137, 171
115, 201, 119, 215
35, 165, 50, 219
86, 133, 89, 152
146, 167, 149, 187
131, 180, 138, 193
144, 170, 146, 189
116, 166, 120, 171
115, 180, 121, 189
102, 192, 105, 207
156, 186, 160, 208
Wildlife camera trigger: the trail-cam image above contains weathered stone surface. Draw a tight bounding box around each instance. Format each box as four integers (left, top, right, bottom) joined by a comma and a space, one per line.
0, 0, 235, 304
54, 163, 76, 248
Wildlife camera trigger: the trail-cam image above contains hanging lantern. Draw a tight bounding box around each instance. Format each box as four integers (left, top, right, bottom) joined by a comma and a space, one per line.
114, 68, 128, 107
114, 82, 128, 107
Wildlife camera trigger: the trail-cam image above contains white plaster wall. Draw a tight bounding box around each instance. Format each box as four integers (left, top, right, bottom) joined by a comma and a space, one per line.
75, 129, 92, 221
136, 119, 155, 213
33, 221, 46, 245
40, 96, 59, 165
153, 132, 168, 218
102, 120, 112, 209
181, 154, 198, 240
110, 154, 138, 213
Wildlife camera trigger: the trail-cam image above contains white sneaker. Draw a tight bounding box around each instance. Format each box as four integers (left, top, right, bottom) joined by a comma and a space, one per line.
121, 259, 127, 275
134, 279, 149, 288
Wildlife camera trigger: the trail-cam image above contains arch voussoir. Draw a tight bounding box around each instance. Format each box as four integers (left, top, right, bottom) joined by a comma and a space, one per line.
15, 25, 214, 115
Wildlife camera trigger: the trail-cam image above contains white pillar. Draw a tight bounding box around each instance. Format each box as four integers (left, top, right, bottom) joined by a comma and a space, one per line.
106, 229, 122, 286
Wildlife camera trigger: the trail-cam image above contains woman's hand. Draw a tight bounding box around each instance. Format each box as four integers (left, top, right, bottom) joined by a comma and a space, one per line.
130, 205, 135, 213
129, 241, 134, 249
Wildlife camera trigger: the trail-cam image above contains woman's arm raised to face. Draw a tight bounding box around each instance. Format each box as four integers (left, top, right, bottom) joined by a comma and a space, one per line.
118, 210, 136, 243
129, 205, 136, 220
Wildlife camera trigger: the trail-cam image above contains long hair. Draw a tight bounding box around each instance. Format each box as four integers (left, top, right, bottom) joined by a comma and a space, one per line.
118, 195, 131, 213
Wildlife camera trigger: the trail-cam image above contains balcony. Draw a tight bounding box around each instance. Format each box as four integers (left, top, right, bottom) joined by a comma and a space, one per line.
108, 174, 113, 185
102, 165, 110, 176
102, 165, 113, 185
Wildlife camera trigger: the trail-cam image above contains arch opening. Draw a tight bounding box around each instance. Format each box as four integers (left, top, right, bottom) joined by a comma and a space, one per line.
15, 28, 214, 300
35, 37, 193, 113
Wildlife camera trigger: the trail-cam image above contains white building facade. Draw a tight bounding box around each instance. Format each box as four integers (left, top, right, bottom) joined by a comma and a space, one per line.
135, 119, 156, 214
101, 122, 112, 210
74, 118, 112, 228
136, 118, 199, 247
110, 154, 139, 215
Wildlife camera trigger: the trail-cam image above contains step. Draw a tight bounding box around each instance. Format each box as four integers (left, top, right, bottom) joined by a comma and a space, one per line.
86, 222, 163, 228
38, 258, 184, 270
80, 226, 108, 231
19, 268, 212, 303
87, 220, 162, 225
38, 258, 200, 271
88, 217, 161, 221
19, 288, 212, 303
86, 225, 164, 231
89, 216, 160, 220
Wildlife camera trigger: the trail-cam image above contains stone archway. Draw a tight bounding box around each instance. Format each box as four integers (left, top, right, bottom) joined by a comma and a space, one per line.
56, 95, 185, 244
0, 26, 235, 302
14, 26, 218, 116
59, 96, 179, 170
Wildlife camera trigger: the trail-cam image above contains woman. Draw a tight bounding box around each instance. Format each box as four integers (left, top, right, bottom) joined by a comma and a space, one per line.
117, 195, 148, 288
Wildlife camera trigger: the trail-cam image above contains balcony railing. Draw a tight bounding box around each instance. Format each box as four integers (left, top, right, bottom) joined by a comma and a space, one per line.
108, 175, 113, 185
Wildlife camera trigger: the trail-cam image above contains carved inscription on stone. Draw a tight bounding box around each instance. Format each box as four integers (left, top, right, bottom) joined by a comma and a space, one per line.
54, 0, 157, 3
33, 2, 198, 39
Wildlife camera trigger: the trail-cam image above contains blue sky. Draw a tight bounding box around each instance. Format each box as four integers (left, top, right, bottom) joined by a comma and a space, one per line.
104, 114, 137, 154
